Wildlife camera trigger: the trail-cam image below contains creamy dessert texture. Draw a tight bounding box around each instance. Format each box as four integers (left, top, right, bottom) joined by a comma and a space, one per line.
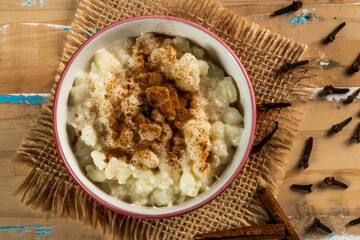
67, 33, 244, 206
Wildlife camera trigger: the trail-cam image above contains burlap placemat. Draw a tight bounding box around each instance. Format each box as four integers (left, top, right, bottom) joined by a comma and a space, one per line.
14, 0, 322, 239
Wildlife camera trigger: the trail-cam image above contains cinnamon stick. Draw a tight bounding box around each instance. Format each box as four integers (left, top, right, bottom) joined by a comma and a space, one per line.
193, 223, 285, 240
256, 187, 300, 240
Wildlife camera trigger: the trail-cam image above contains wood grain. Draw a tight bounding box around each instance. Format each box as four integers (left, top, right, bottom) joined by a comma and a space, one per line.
0, 0, 359, 239
0, 24, 69, 93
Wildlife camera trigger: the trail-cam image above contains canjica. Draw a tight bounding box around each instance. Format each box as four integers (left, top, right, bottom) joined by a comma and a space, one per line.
67, 33, 244, 207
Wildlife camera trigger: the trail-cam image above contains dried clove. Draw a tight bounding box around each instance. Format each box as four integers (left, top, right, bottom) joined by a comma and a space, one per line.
273, 1, 303, 16
351, 54, 360, 73
258, 102, 291, 112
290, 184, 313, 193
324, 22, 346, 43
324, 177, 348, 189
281, 60, 309, 72
346, 88, 360, 103
310, 218, 332, 234
348, 217, 360, 226
299, 137, 313, 169
252, 122, 278, 153
322, 85, 350, 95
351, 123, 360, 143
332, 117, 352, 133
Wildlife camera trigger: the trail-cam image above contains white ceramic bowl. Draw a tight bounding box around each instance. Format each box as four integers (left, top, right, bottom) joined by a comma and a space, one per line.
53, 15, 256, 219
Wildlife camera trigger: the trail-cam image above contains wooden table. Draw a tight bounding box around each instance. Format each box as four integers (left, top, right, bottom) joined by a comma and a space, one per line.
1, 0, 359, 239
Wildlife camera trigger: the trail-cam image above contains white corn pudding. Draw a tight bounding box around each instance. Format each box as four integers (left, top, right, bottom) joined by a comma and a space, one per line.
67, 33, 244, 207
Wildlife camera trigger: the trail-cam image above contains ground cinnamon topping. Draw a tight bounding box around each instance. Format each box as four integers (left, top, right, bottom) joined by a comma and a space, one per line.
135, 71, 164, 88
170, 130, 186, 158
88, 35, 199, 171
145, 86, 170, 107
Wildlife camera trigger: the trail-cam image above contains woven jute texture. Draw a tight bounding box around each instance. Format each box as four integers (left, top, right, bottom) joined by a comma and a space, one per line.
14, 0, 322, 239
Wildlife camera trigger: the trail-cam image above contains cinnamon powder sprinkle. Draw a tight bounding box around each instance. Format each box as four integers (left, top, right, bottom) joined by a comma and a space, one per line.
90, 37, 198, 172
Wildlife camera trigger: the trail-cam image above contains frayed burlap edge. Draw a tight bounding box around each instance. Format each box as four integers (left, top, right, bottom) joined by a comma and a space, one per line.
13, 0, 324, 239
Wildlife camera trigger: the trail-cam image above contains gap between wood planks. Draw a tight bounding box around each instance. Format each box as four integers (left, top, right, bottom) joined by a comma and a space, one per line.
1, 88, 360, 106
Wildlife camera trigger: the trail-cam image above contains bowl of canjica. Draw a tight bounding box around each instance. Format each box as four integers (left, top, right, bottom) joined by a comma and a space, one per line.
53, 15, 256, 218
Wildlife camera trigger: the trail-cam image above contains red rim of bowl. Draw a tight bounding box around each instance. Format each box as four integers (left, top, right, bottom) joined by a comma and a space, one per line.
53, 15, 257, 219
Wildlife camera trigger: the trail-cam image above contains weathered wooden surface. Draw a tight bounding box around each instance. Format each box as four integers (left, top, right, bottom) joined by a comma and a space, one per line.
0, 0, 359, 239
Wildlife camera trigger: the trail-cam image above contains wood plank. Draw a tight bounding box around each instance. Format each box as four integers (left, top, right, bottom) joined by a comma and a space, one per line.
0, 9, 76, 25
0, 218, 104, 239
1, 2, 359, 93
0, 0, 359, 239
0, 103, 101, 239
218, 0, 359, 5
0, 24, 69, 93
239, 5, 360, 86
0, 0, 76, 10
277, 100, 360, 238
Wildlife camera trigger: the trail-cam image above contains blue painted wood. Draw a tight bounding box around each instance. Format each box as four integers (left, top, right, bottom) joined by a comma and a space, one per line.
0, 94, 48, 105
